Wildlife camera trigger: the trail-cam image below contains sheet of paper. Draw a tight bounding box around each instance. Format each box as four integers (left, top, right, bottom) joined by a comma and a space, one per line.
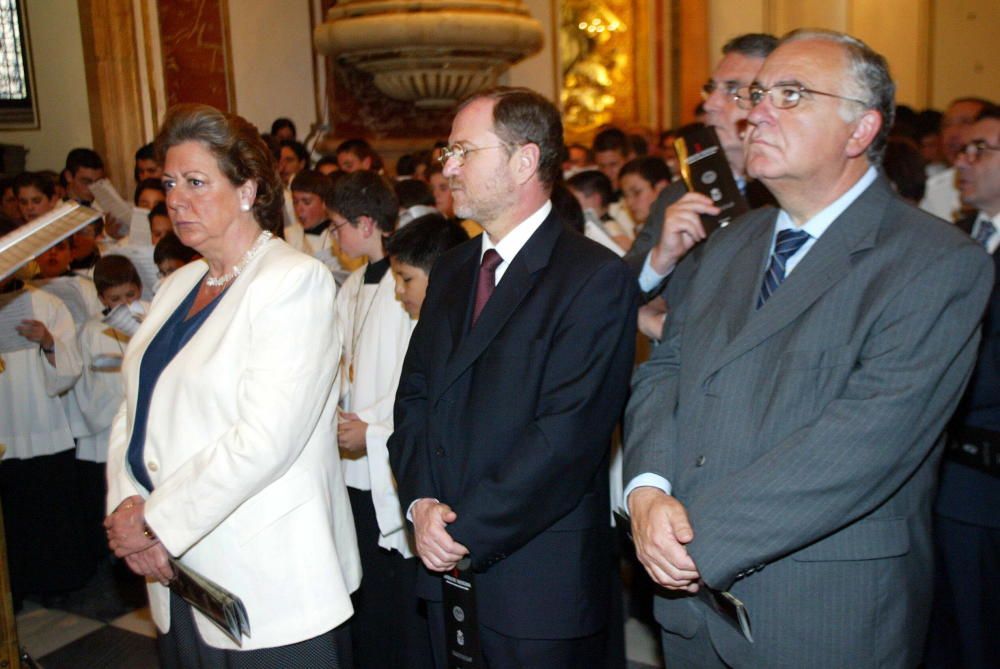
0, 290, 35, 353
33, 277, 90, 330
0, 202, 101, 281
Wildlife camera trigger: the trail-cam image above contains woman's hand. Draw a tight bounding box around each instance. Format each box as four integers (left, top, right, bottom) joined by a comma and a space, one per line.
124, 543, 174, 585
104, 495, 157, 557
337, 412, 368, 454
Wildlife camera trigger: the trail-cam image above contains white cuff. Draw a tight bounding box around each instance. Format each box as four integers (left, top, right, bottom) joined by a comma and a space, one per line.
406, 497, 438, 522
638, 252, 673, 292
622, 474, 672, 516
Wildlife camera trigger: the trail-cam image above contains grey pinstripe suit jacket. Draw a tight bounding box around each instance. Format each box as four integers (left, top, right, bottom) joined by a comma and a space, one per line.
624, 176, 994, 668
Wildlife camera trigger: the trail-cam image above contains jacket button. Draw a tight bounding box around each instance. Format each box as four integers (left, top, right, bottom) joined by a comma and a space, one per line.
695, 455, 706, 467
434, 448, 445, 456
147, 461, 159, 472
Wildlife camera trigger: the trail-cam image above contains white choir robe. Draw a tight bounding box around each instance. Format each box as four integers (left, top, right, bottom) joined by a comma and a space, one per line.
71, 304, 147, 463
284, 222, 348, 282
31, 275, 104, 334
584, 212, 627, 257
0, 287, 82, 460
607, 200, 637, 240
335, 264, 415, 557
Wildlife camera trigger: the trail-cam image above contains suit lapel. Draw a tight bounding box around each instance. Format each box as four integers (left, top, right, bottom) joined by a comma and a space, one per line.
442, 243, 480, 358
433, 212, 563, 401
713, 213, 775, 344
702, 177, 891, 379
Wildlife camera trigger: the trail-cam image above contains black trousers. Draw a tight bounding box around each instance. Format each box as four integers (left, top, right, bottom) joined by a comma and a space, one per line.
426, 600, 607, 669
924, 513, 1000, 669
0, 450, 93, 599
348, 486, 433, 669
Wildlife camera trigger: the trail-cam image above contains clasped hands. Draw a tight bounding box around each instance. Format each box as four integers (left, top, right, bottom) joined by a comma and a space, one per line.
337, 411, 368, 454
104, 495, 173, 585
628, 487, 701, 592
410, 498, 469, 573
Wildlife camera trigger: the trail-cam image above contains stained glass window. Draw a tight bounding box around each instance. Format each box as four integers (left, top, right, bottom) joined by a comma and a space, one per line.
0, 0, 36, 126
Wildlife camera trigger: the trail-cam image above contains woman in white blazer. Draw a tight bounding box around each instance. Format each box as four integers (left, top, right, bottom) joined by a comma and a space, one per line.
104, 104, 361, 668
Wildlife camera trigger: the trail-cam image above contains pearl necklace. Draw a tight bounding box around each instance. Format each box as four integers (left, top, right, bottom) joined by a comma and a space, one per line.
204, 231, 273, 287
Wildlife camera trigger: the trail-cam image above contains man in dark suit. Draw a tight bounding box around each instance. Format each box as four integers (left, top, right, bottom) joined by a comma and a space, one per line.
388, 87, 637, 668
925, 105, 1000, 669
624, 30, 994, 668
624, 34, 777, 340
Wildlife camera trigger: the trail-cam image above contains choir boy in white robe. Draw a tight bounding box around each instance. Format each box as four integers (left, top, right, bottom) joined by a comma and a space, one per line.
331, 171, 430, 668
72, 255, 148, 560
284, 169, 354, 283
30, 239, 104, 331
0, 270, 89, 609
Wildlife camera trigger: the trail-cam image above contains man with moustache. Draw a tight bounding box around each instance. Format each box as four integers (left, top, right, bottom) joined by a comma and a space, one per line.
624, 30, 993, 668
624, 33, 777, 339
626, 34, 777, 282
921, 97, 993, 222
925, 105, 1000, 669
389, 88, 637, 668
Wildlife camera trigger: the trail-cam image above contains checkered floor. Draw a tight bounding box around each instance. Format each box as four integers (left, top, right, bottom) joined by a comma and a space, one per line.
14, 559, 663, 668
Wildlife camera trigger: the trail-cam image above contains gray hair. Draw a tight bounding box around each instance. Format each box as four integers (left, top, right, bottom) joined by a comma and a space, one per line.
780, 29, 895, 164
723, 33, 778, 60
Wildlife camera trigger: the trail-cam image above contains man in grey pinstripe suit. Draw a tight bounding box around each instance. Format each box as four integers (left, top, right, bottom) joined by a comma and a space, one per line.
624, 30, 994, 668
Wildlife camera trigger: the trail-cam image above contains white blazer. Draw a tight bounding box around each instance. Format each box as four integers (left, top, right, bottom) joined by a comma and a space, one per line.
106, 239, 362, 650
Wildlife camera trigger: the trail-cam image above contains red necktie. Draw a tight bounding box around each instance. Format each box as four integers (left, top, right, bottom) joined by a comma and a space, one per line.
472, 249, 502, 327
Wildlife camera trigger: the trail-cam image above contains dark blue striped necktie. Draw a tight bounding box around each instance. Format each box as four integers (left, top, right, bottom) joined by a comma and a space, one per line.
758, 228, 811, 308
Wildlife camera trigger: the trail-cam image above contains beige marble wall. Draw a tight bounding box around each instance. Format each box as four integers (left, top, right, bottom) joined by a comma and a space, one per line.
707, 0, 997, 110
0, 0, 93, 172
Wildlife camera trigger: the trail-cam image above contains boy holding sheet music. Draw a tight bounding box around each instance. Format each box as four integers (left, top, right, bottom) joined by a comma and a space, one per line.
71, 254, 148, 560
0, 265, 89, 609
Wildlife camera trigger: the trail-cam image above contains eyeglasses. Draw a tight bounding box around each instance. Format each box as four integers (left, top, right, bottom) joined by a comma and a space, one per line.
735, 84, 869, 111
437, 143, 510, 167
957, 139, 1000, 163
700, 80, 742, 102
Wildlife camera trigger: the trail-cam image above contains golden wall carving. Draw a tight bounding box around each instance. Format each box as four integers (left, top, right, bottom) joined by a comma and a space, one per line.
559, 0, 639, 143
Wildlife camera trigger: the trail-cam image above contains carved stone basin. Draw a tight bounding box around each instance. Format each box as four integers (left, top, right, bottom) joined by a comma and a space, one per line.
314, 0, 544, 109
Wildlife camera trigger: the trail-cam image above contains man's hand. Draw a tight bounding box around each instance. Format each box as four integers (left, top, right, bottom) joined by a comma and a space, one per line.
337, 412, 368, 454
638, 297, 667, 341
628, 487, 700, 591
411, 498, 469, 572
649, 192, 719, 275
104, 495, 157, 557
124, 542, 174, 585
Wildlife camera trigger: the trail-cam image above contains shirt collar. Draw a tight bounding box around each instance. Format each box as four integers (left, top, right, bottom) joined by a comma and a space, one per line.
480, 200, 552, 264
974, 210, 1000, 255
774, 166, 878, 239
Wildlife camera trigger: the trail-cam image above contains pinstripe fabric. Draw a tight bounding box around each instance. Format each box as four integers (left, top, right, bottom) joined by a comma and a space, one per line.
624, 177, 995, 668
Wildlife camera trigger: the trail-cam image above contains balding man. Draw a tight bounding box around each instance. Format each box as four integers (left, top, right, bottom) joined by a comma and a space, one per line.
389, 88, 637, 668
624, 30, 993, 667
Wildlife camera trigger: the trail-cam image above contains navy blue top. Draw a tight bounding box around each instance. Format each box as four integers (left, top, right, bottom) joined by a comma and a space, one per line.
126, 280, 227, 492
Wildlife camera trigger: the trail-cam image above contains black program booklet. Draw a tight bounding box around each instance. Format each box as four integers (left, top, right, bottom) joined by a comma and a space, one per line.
674, 126, 749, 235
442, 558, 484, 668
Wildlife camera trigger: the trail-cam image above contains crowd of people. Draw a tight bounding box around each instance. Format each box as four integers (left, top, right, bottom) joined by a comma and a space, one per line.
0, 25, 996, 669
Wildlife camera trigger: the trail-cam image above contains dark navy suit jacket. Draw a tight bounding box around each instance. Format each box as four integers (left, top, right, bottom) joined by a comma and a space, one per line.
389, 209, 638, 638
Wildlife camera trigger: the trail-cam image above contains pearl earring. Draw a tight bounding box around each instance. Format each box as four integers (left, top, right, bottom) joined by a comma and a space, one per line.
241, 203, 250, 212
